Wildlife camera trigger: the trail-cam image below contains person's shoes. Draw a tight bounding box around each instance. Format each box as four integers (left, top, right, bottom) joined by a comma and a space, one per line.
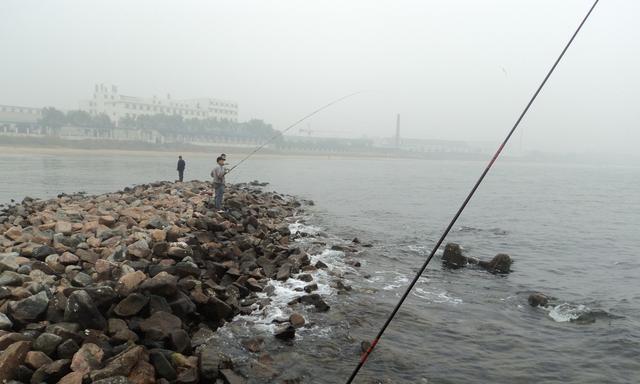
216, 209, 225, 213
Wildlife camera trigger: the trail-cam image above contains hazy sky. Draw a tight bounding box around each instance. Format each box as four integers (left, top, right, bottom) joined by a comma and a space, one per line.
1, 0, 638, 155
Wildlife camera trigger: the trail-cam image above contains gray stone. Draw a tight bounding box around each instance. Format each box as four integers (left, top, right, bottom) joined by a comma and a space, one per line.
34, 332, 64, 355
0, 312, 13, 330
9, 291, 50, 322
64, 290, 107, 330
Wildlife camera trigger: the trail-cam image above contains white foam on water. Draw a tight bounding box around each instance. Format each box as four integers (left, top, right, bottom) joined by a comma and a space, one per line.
231, 245, 341, 337
289, 221, 322, 236
547, 303, 589, 322
413, 288, 463, 305
382, 273, 409, 291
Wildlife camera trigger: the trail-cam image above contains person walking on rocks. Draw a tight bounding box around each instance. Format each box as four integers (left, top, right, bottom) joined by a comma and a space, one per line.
211, 156, 227, 212
177, 155, 186, 182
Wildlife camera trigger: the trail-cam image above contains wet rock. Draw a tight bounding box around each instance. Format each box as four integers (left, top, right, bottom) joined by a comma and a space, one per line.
289, 313, 305, 328
9, 291, 50, 323
442, 243, 467, 269
315, 260, 328, 269
128, 359, 156, 384
199, 345, 231, 381
298, 294, 330, 312
303, 283, 318, 293
114, 293, 149, 317
528, 293, 550, 307
0, 341, 31, 380
220, 369, 247, 384
108, 318, 139, 343
64, 290, 107, 330
297, 273, 313, 282
191, 326, 216, 349
274, 324, 296, 340
276, 263, 292, 281
241, 337, 264, 353
478, 253, 513, 274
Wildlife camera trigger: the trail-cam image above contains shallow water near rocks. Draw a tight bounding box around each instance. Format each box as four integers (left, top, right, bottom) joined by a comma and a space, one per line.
1, 151, 639, 383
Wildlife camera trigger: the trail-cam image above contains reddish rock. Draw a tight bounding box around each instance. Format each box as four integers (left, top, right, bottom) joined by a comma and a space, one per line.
70, 342, 104, 374
289, 313, 305, 328
0, 340, 31, 380
25, 350, 53, 370
58, 371, 84, 384
128, 359, 156, 384
116, 270, 147, 296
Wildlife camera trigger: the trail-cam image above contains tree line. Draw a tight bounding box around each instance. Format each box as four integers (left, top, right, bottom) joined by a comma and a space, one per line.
37, 107, 280, 140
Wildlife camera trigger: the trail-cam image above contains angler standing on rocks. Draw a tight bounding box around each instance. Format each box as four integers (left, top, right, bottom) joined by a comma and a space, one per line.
211, 156, 227, 212
177, 155, 186, 182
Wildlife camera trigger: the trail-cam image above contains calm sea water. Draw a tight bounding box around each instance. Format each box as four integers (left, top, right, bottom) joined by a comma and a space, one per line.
1, 149, 639, 383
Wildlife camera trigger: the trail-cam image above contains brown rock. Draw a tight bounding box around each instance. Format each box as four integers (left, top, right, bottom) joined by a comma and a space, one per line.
139, 271, 178, 296
99, 215, 117, 227
0, 340, 31, 380
25, 350, 53, 370
151, 229, 166, 242
127, 239, 151, 258
139, 311, 182, 340
116, 271, 147, 296
71, 342, 104, 374
90, 345, 144, 381
442, 243, 467, 269
4, 226, 22, 241
59, 252, 80, 265
58, 371, 84, 384
55, 221, 73, 235
129, 359, 156, 384
289, 313, 305, 328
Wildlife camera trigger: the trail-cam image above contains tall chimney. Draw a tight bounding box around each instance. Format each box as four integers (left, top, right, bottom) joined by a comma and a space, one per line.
395, 113, 401, 148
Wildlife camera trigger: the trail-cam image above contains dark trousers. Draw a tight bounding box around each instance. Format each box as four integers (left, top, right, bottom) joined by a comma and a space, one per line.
178, 170, 184, 182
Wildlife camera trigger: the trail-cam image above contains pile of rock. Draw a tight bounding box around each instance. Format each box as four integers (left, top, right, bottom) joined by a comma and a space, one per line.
0, 181, 326, 383
441, 243, 513, 274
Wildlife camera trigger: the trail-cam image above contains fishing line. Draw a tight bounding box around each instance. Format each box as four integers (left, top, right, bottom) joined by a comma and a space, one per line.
346, 1, 600, 382
226, 92, 361, 174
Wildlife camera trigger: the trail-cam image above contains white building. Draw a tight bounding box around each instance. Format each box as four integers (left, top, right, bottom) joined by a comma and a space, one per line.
79, 84, 238, 125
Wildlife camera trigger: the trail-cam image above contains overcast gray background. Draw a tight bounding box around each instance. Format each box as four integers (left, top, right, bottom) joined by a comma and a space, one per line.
0, 0, 637, 156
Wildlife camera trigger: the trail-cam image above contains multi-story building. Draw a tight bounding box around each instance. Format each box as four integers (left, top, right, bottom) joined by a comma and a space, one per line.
79, 84, 238, 125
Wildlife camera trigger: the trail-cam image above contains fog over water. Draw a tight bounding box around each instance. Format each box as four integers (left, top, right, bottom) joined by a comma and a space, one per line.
1, 0, 639, 156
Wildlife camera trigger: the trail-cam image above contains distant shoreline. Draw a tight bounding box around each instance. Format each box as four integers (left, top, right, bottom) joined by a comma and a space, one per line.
0, 136, 490, 161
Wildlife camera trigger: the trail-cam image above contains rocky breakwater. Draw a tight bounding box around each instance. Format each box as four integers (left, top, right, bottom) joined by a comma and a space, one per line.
0, 180, 322, 383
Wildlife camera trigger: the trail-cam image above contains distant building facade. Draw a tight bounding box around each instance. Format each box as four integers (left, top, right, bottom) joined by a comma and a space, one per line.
79, 84, 238, 125
0, 104, 42, 125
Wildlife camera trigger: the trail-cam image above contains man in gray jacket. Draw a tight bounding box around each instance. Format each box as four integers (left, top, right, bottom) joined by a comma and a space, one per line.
211, 156, 227, 211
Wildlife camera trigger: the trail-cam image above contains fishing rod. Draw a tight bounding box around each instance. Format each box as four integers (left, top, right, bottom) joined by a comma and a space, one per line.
346, 1, 600, 382
226, 92, 361, 174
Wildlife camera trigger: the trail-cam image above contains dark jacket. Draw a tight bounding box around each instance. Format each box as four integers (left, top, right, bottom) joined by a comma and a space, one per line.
177, 159, 186, 171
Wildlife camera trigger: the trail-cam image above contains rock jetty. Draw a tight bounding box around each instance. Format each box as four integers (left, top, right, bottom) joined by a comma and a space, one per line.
0, 180, 325, 383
